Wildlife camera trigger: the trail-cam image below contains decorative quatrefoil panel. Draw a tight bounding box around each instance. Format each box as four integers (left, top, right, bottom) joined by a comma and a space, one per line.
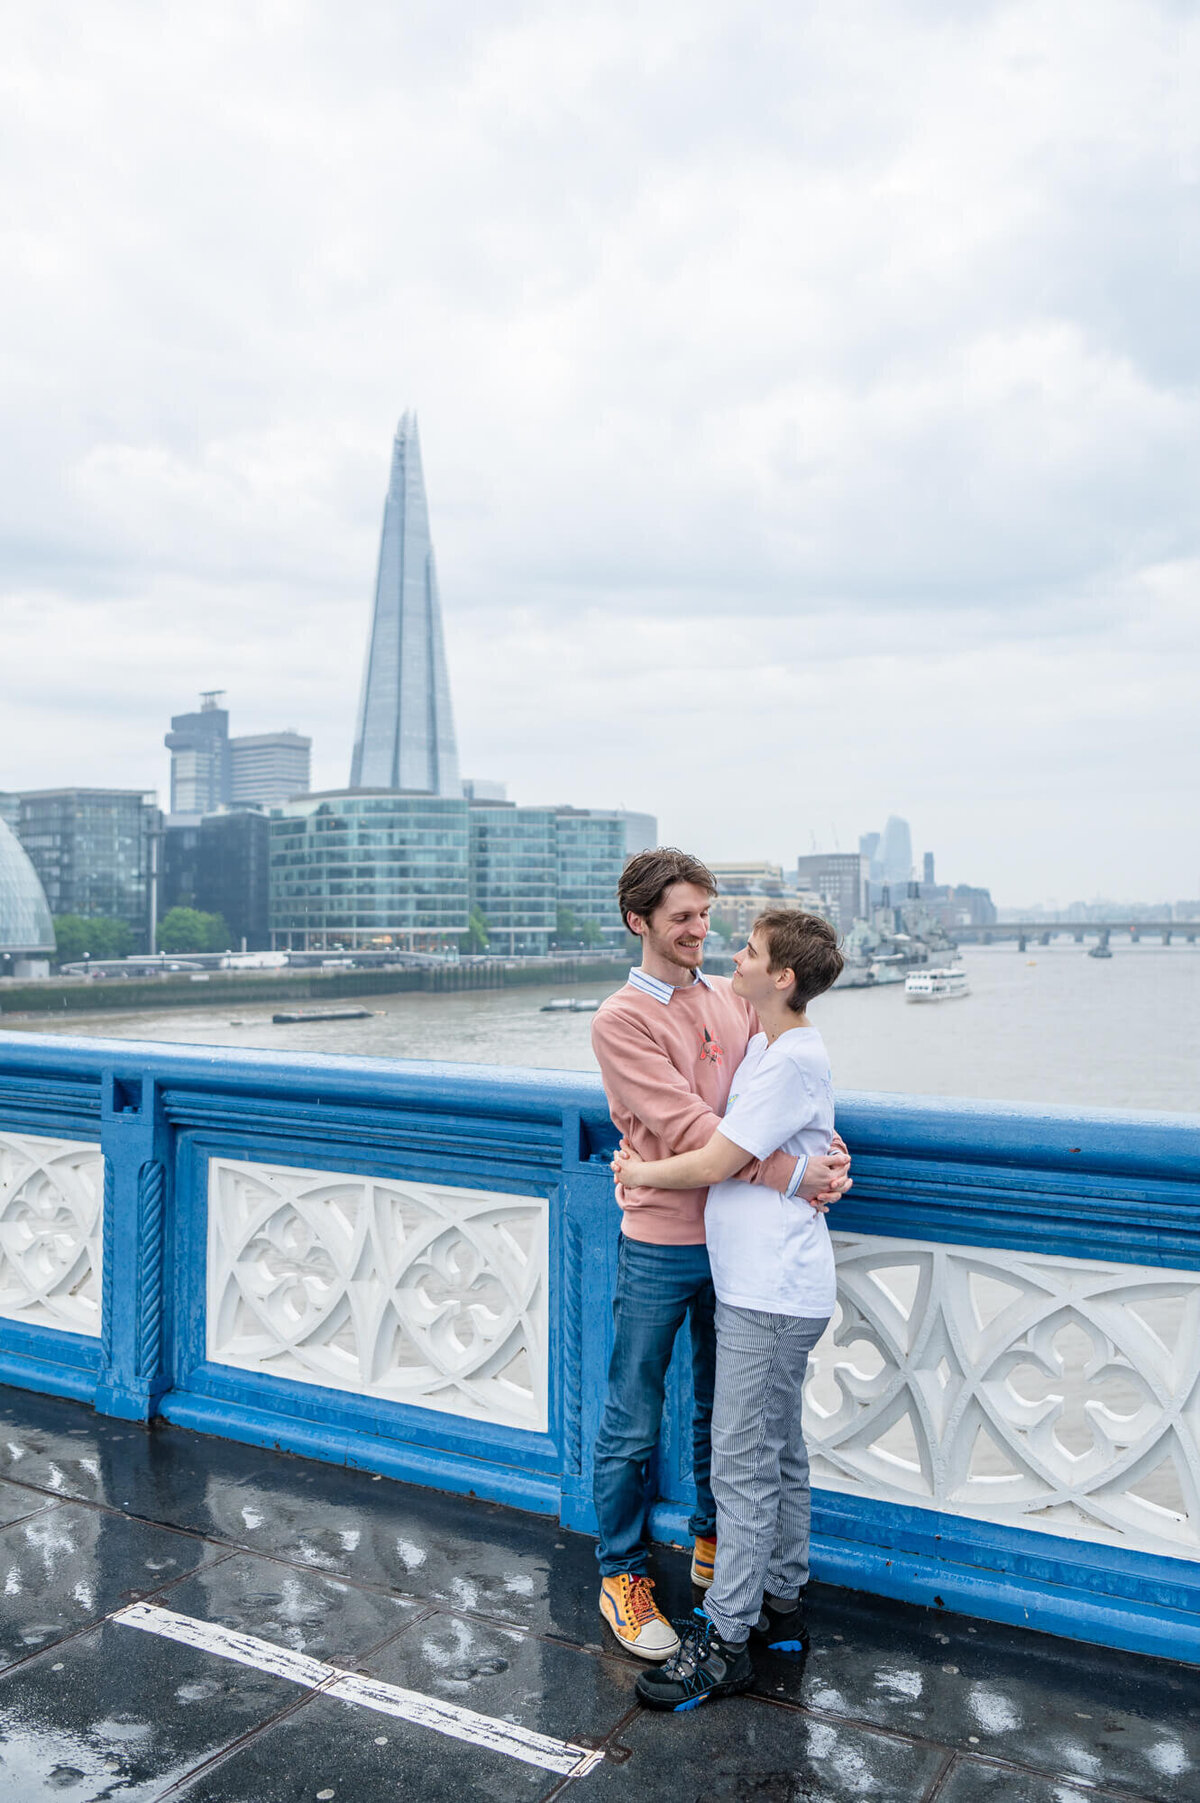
206, 1157, 549, 1432
804, 1233, 1200, 1559
0, 1131, 104, 1336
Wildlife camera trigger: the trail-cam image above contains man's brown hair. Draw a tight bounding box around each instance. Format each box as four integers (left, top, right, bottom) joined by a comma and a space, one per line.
618, 848, 718, 933
754, 909, 844, 1012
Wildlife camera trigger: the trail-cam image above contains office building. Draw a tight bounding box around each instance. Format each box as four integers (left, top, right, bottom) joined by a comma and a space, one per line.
554, 809, 631, 942
923, 852, 936, 886
229, 732, 311, 807
463, 778, 508, 804
950, 885, 997, 927
269, 791, 469, 950
469, 803, 557, 955
710, 861, 788, 897
880, 816, 914, 889
614, 812, 657, 859
0, 794, 18, 833
350, 414, 460, 797
167, 697, 312, 817
11, 789, 159, 947
795, 852, 867, 933
161, 820, 203, 918
165, 693, 231, 815
162, 808, 272, 951
0, 816, 54, 977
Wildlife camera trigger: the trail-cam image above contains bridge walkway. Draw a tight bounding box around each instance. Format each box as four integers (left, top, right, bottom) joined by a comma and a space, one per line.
0, 1386, 1193, 1803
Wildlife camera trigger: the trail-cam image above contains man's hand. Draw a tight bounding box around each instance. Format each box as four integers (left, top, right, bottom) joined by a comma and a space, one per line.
797, 1150, 852, 1213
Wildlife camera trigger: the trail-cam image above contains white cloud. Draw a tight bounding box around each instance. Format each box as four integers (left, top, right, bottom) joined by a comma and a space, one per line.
1, 0, 1197, 900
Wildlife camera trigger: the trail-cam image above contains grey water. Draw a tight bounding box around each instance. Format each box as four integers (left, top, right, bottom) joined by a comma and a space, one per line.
14, 942, 1200, 1115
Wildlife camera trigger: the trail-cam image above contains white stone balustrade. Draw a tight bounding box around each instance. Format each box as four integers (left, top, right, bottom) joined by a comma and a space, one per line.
206, 1156, 549, 1433
0, 1131, 103, 1337
805, 1232, 1200, 1559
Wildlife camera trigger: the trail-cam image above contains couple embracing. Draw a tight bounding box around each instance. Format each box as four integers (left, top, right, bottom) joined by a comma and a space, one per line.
590, 847, 851, 1711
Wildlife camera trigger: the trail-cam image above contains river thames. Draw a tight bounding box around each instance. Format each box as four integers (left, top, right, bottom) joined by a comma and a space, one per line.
15, 941, 1199, 1116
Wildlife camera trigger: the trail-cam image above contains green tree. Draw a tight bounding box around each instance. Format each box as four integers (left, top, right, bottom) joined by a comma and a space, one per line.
53, 915, 92, 964
88, 918, 134, 959
157, 907, 230, 953
577, 919, 605, 949
553, 906, 578, 947
53, 915, 134, 964
458, 905, 490, 956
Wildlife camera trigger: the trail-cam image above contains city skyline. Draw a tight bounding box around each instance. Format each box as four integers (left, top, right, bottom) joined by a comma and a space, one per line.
0, 6, 1196, 903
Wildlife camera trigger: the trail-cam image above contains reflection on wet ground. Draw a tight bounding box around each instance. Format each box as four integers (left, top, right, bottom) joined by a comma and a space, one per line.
0, 1389, 1194, 1801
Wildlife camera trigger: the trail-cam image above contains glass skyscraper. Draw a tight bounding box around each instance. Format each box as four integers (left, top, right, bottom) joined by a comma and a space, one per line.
554, 810, 630, 941
350, 414, 460, 798
165, 693, 231, 815
469, 805, 557, 955
269, 792, 469, 950
11, 790, 158, 947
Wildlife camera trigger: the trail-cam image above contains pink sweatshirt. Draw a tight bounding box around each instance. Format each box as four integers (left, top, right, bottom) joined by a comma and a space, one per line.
591, 972, 802, 1245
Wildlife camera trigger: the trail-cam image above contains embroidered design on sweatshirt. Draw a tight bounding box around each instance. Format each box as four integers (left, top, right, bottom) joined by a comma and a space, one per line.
699, 1026, 724, 1066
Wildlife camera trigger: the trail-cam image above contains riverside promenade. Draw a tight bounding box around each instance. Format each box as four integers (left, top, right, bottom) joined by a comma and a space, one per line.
0, 1384, 1194, 1803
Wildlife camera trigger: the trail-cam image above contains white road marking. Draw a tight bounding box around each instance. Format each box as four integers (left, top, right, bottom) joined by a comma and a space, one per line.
112, 1602, 604, 1778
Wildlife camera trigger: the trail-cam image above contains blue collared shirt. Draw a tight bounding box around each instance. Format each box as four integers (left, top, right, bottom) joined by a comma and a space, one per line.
626, 965, 715, 1005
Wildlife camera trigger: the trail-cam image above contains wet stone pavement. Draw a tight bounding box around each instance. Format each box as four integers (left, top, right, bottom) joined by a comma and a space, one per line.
0, 1390, 1193, 1803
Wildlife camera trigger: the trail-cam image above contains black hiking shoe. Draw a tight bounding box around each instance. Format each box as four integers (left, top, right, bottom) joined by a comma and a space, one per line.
634, 1609, 754, 1712
748, 1589, 809, 1655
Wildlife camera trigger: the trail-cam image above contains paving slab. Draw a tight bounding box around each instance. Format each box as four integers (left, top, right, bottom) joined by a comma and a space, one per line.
0, 1607, 304, 1801
935, 1752, 1168, 1803
0, 1474, 58, 1529
0, 1503, 220, 1672
788, 1585, 1200, 1801
193, 1454, 647, 1645
0, 1389, 284, 1536
176, 1611, 639, 1802
585, 1694, 948, 1802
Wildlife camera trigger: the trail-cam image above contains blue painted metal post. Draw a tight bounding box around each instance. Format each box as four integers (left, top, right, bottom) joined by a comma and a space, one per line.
558, 1159, 621, 1537
94, 1069, 171, 1421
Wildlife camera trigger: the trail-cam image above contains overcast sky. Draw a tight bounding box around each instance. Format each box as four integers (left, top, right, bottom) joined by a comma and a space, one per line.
1, 1, 1196, 906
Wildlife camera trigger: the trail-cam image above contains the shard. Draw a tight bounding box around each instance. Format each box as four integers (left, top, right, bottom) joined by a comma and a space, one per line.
350, 413, 461, 796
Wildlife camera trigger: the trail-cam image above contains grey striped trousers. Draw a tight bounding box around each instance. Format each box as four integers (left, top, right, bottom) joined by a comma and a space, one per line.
703, 1300, 831, 1645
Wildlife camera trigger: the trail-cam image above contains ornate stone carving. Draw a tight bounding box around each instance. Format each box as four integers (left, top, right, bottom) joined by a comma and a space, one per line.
206, 1157, 548, 1432
805, 1232, 1200, 1559
0, 1131, 104, 1336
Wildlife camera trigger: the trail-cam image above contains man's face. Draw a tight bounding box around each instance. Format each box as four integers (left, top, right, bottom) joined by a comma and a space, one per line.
632, 881, 712, 971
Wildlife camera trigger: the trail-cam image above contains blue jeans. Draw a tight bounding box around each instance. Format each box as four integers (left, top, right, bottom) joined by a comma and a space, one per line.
592, 1234, 717, 1577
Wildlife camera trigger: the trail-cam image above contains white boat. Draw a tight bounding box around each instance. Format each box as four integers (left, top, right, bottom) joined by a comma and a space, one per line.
905, 967, 970, 1002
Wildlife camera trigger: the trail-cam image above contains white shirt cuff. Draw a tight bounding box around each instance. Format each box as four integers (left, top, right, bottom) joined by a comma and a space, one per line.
784, 1154, 809, 1200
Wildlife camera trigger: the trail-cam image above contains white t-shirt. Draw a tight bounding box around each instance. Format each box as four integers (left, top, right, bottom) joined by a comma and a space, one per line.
704, 1027, 837, 1317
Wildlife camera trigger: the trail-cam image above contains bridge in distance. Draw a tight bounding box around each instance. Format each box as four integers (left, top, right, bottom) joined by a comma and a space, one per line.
953, 920, 1200, 949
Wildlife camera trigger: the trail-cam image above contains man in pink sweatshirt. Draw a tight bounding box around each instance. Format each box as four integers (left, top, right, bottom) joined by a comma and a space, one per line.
590, 848, 850, 1660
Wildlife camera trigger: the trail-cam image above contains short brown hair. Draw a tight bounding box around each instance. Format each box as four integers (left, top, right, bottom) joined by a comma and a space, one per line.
618, 847, 717, 933
754, 909, 844, 1012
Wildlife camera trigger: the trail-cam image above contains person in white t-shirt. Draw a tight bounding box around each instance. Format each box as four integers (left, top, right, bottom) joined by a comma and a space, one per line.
611, 909, 845, 1712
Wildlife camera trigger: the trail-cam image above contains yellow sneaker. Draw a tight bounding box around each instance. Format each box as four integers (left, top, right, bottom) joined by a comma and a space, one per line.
599, 1573, 680, 1661
690, 1533, 717, 1589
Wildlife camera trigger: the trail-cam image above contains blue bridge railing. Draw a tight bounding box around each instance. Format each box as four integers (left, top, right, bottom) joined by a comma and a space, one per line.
0, 1030, 1196, 1665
